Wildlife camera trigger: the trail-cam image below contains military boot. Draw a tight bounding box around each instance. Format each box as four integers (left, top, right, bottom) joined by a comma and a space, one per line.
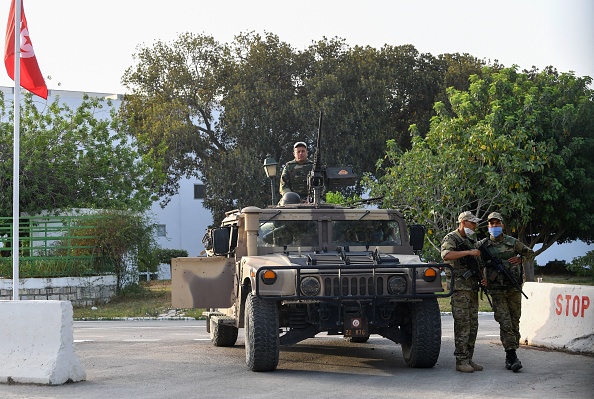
456, 361, 474, 373
505, 349, 523, 372
469, 360, 483, 371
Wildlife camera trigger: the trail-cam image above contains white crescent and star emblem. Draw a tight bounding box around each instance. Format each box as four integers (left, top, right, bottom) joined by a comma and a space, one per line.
19, 26, 35, 59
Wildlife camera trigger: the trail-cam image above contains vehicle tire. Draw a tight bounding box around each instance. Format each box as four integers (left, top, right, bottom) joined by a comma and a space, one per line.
210, 318, 238, 347
400, 298, 441, 368
344, 336, 369, 343
244, 292, 279, 371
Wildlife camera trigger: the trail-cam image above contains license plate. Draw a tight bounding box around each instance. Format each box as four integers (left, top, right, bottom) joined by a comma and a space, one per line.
344, 317, 368, 337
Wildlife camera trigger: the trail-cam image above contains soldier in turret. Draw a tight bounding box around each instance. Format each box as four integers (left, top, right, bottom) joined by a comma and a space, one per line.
279, 142, 314, 201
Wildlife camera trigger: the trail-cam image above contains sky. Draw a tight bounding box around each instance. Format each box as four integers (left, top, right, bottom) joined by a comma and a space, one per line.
0, 0, 592, 94
1, 0, 593, 263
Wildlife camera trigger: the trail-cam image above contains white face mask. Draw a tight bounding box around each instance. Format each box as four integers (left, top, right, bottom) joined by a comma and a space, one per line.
464, 227, 475, 237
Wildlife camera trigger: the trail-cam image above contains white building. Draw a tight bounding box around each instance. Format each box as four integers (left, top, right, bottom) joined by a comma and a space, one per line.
2, 86, 213, 262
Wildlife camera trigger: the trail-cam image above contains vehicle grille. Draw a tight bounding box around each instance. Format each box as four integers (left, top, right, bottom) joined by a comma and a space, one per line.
323, 276, 385, 297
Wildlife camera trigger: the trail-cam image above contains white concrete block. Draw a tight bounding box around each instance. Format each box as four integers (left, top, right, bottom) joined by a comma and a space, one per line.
520, 282, 594, 354
0, 300, 86, 385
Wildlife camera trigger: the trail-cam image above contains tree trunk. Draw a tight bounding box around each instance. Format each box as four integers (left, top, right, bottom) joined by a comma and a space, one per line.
524, 259, 535, 282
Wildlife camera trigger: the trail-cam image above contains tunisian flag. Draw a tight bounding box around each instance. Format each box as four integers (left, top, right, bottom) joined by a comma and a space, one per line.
4, 0, 47, 99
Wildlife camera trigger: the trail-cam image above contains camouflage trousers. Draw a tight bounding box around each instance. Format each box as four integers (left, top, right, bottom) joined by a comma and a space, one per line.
451, 289, 479, 364
491, 289, 522, 350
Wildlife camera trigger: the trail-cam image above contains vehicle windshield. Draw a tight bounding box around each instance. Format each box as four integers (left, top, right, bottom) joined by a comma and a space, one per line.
332, 220, 401, 246
258, 220, 319, 247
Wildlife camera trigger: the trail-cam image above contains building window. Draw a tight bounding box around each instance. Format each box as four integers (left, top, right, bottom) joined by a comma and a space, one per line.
156, 224, 166, 237
194, 184, 205, 200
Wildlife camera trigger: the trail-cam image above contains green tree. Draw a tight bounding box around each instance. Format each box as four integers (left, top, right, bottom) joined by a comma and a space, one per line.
119, 33, 227, 212
367, 66, 594, 277
120, 32, 479, 221
0, 92, 153, 217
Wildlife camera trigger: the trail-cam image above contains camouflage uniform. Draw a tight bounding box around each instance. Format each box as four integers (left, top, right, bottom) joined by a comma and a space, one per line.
478, 234, 534, 352
279, 160, 314, 200
441, 229, 481, 366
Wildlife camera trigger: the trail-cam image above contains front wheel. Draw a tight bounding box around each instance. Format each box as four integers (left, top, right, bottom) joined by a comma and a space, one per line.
400, 298, 441, 368
244, 293, 279, 371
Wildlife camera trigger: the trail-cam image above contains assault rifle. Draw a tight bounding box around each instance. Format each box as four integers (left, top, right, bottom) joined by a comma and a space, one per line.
479, 242, 529, 299
457, 240, 492, 307
307, 111, 326, 205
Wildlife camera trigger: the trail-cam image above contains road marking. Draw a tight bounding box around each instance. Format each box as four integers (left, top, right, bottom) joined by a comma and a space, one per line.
122, 339, 162, 342
74, 340, 94, 343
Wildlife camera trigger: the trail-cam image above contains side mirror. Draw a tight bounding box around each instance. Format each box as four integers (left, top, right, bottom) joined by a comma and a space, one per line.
212, 228, 230, 256
409, 224, 425, 252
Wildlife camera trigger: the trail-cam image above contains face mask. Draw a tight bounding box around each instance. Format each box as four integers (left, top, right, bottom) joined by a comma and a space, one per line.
463, 227, 475, 237
489, 226, 503, 237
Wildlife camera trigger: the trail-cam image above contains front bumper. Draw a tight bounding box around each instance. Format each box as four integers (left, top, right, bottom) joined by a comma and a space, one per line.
254, 263, 453, 301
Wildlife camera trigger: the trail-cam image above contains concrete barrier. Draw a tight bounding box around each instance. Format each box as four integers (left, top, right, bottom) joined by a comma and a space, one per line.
0, 300, 86, 385
520, 282, 594, 354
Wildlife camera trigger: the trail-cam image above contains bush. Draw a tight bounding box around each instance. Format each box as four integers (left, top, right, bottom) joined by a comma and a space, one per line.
568, 250, 594, 280
154, 249, 189, 264
536, 260, 575, 276
55, 211, 159, 292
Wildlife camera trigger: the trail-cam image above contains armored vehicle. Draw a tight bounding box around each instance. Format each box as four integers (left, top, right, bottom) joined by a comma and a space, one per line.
171, 114, 453, 372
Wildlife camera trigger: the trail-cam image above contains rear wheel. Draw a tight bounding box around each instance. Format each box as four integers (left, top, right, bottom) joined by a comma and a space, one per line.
400, 298, 441, 368
210, 318, 238, 347
244, 293, 279, 371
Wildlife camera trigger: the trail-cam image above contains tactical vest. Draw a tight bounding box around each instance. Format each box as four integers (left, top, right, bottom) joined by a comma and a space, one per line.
442, 231, 480, 291
479, 236, 523, 290
280, 160, 314, 199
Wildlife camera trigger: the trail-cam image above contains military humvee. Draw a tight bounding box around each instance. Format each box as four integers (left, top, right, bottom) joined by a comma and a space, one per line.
171, 113, 453, 372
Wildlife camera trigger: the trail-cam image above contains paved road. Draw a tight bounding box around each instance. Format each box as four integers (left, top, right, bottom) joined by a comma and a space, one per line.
2, 314, 593, 399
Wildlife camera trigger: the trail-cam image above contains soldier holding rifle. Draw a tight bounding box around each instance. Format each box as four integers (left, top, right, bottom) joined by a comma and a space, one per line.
441, 211, 484, 373
478, 212, 535, 373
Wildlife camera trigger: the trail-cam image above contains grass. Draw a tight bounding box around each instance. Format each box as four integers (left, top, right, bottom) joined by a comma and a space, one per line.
72, 280, 203, 320
72, 275, 592, 319
438, 292, 494, 313
534, 274, 594, 286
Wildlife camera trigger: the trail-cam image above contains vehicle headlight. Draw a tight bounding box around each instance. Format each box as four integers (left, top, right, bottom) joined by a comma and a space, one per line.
423, 267, 438, 282
387, 275, 407, 295
261, 269, 277, 285
300, 276, 321, 296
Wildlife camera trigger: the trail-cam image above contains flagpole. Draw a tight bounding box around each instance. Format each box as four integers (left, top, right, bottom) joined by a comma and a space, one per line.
12, 0, 22, 301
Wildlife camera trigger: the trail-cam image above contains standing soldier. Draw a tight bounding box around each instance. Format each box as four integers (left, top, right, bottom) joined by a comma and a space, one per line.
479, 212, 535, 372
279, 142, 314, 201
441, 211, 483, 373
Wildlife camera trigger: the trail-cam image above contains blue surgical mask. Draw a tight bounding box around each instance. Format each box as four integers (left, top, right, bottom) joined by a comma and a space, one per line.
489, 226, 503, 237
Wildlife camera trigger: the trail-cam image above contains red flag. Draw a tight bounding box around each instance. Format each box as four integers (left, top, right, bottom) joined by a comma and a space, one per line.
4, 0, 47, 99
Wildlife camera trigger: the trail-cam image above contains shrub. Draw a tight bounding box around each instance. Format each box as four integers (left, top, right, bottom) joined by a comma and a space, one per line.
54, 211, 159, 292
154, 249, 189, 264
568, 251, 594, 280
536, 260, 575, 276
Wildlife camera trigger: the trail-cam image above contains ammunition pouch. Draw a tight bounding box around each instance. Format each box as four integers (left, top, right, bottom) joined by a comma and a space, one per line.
461, 269, 474, 280
485, 261, 521, 288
